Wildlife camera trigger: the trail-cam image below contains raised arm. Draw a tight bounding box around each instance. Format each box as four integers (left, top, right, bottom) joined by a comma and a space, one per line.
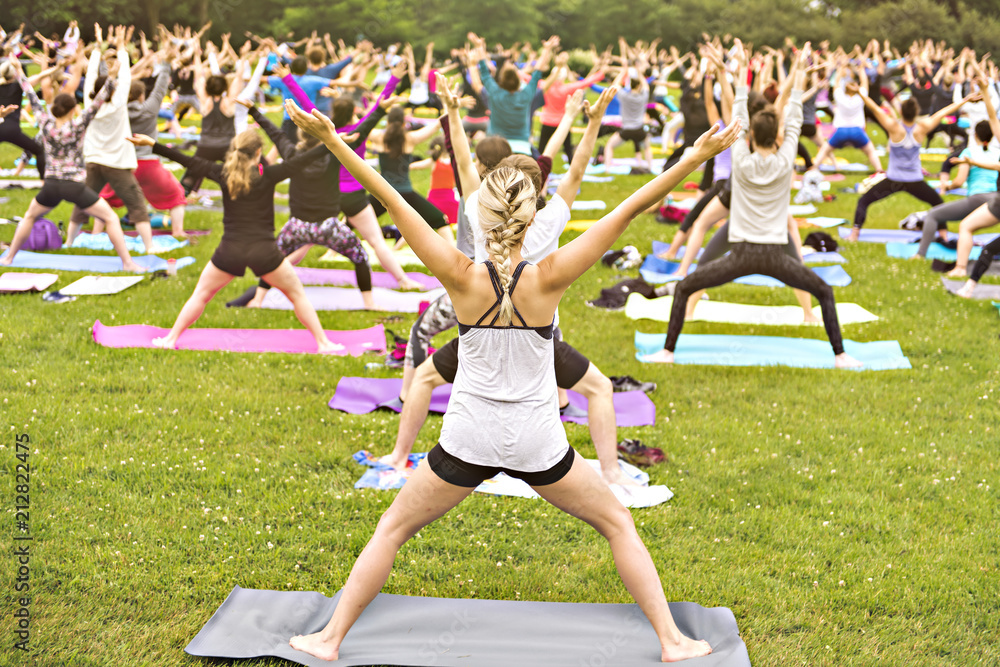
437, 72, 479, 196
917, 92, 977, 136
555, 87, 616, 205
538, 122, 740, 292
147, 140, 223, 183
405, 116, 442, 147
247, 103, 296, 159
286, 99, 472, 286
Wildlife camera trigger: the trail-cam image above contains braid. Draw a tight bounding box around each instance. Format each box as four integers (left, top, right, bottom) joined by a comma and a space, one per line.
478, 167, 537, 325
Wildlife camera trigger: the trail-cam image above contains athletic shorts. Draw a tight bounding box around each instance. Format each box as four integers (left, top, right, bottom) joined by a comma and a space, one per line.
432, 337, 589, 389
828, 127, 870, 149
211, 238, 285, 277
801, 123, 817, 139
101, 159, 186, 211
718, 180, 733, 209
36, 179, 100, 209
341, 189, 371, 217
987, 192, 1000, 220
619, 127, 648, 149
428, 442, 575, 487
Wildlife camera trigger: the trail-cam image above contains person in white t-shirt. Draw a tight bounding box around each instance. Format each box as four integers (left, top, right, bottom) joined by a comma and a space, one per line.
808, 60, 882, 174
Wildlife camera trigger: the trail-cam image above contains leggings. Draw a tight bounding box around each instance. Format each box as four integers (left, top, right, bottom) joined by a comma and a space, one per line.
538, 122, 575, 162
797, 141, 814, 169
917, 193, 995, 257
970, 235, 1000, 282
853, 179, 943, 229
405, 292, 457, 368
369, 190, 448, 230
680, 180, 728, 233
664, 241, 845, 355
0, 128, 46, 178
259, 216, 372, 292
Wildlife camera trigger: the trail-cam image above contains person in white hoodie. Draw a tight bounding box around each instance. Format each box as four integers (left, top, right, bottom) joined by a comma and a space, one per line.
68, 25, 153, 254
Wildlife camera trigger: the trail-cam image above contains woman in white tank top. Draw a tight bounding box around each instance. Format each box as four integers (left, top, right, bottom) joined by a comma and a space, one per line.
282, 95, 739, 664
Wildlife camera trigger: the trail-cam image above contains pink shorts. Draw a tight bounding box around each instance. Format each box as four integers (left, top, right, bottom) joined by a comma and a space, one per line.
427, 188, 459, 225
101, 159, 186, 211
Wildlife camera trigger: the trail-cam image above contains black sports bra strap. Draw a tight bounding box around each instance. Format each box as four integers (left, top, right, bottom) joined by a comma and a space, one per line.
474, 261, 505, 326
508, 261, 530, 294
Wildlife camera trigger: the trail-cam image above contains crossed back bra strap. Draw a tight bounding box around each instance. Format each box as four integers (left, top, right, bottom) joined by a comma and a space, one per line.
474, 260, 530, 327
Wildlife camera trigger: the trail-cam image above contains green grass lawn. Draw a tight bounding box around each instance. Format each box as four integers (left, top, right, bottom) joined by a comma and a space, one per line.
1, 110, 999, 667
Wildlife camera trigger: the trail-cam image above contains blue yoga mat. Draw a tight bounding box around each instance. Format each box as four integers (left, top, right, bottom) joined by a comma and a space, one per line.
0, 250, 196, 273
640, 256, 852, 287
70, 232, 189, 253
837, 228, 999, 245
885, 242, 982, 261
634, 332, 911, 371
650, 241, 846, 265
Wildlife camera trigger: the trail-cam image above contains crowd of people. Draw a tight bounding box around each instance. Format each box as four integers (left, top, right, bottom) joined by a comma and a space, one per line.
2, 19, 1000, 661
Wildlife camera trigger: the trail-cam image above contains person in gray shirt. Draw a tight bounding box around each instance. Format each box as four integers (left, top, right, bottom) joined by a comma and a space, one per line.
603, 67, 654, 171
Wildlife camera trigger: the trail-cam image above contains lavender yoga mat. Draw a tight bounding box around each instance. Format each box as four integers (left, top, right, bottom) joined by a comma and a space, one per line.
292, 267, 441, 289
92, 320, 387, 356
328, 377, 656, 427
262, 286, 446, 312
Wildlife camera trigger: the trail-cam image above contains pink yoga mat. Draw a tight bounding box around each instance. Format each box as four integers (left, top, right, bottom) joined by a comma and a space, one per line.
293, 267, 441, 290
328, 377, 657, 427
0, 272, 58, 293
92, 320, 387, 356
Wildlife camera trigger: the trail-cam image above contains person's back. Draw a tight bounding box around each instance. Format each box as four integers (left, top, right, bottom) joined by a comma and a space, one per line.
886, 124, 922, 182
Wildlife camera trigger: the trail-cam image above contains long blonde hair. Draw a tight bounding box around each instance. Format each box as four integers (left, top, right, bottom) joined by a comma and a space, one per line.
222, 130, 263, 199
477, 166, 537, 325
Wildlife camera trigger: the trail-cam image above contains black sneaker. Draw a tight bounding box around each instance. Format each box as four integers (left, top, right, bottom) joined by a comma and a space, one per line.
609, 375, 657, 393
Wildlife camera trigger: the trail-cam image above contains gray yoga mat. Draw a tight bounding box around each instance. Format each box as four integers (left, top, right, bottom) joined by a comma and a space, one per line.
941, 277, 1000, 300
185, 586, 750, 667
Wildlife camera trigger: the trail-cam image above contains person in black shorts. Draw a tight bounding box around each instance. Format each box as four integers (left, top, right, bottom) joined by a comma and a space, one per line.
127, 129, 341, 351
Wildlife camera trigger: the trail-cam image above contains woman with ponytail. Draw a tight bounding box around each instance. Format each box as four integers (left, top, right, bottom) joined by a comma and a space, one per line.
127, 128, 339, 351
284, 96, 740, 663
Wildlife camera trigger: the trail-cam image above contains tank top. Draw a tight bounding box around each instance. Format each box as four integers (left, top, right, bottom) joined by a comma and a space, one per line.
887, 124, 922, 182
377, 152, 414, 193
438, 261, 569, 472
200, 98, 236, 149
430, 159, 455, 191
0, 82, 22, 130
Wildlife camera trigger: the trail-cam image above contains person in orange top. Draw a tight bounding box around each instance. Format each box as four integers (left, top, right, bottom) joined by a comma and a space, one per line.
415, 136, 459, 226
537, 52, 606, 161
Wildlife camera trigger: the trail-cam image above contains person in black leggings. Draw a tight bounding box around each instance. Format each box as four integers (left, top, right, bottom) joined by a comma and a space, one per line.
0, 61, 45, 178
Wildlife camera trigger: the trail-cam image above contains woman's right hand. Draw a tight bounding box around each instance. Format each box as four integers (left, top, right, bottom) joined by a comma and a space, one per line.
127, 134, 155, 147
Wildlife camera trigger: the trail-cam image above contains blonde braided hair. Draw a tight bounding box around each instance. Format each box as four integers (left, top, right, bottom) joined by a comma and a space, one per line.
477, 166, 537, 325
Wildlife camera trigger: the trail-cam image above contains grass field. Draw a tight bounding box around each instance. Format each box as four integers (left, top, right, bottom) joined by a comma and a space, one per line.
1, 107, 999, 667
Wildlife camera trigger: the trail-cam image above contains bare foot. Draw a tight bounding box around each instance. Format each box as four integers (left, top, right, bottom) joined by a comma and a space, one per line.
289, 633, 340, 661
657, 251, 676, 260
643, 349, 674, 364
363, 300, 387, 311
834, 353, 862, 369
846, 228, 861, 242
662, 636, 712, 662
173, 231, 190, 241
246, 294, 265, 309
603, 468, 642, 487
123, 260, 147, 273
0, 256, 13, 266
802, 310, 822, 324
378, 453, 411, 473
152, 336, 177, 349
397, 277, 424, 291
317, 340, 346, 354
955, 281, 976, 299
946, 266, 968, 278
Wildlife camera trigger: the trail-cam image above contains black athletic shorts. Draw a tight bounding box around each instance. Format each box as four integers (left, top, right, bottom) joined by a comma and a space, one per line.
719, 180, 733, 209
428, 442, 575, 487
431, 337, 589, 389
341, 189, 371, 217
36, 179, 100, 210
987, 192, 1000, 220
619, 127, 648, 150
211, 238, 285, 277
801, 123, 817, 139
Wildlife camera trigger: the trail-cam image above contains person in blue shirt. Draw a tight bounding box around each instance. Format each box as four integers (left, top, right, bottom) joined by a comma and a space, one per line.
268, 56, 333, 138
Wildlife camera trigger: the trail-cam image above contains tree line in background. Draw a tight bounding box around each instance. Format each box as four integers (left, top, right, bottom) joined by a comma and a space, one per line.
4, 0, 999, 56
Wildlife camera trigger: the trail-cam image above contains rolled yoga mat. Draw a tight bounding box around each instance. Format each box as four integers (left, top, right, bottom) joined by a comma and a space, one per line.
61, 275, 144, 296
640, 256, 852, 287
351, 450, 674, 508
634, 332, 911, 370
69, 232, 188, 253
0, 272, 58, 292
941, 277, 1000, 299
0, 250, 196, 273
624, 293, 879, 325
92, 320, 387, 356
185, 586, 750, 667
650, 241, 847, 265
328, 377, 657, 427
292, 266, 441, 289
260, 286, 447, 312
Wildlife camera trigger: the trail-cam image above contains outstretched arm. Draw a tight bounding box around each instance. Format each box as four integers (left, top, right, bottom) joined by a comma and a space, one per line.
437, 72, 480, 197
539, 121, 740, 292
286, 100, 471, 285
555, 86, 617, 206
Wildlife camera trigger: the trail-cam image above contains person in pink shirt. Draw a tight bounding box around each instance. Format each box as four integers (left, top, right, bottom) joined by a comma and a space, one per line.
537, 52, 606, 161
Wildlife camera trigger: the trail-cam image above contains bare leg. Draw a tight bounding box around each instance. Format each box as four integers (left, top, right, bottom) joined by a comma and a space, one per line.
948, 204, 999, 276
660, 229, 689, 260
571, 364, 638, 487
0, 199, 53, 265
794, 289, 821, 323
169, 205, 188, 239
347, 205, 423, 289
133, 221, 155, 254
532, 456, 712, 662
286, 244, 312, 266
384, 360, 446, 470
247, 286, 268, 308
861, 142, 883, 173
677, 199, 728, 277
82, 199, 144, 272
604, 133, 623, 168
65, 218, 84, 246
153, 261, 235, 348
260, 259, 338, 352
289, 462, 474, 661
643, 139, 654, 172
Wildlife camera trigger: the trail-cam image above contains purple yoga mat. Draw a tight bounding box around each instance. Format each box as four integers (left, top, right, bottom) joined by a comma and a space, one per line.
262, 286, 446, 312
92, 320, 387, 356
123, 229, 212, 237
328, 377, 656, 427
293, 267, 441, 289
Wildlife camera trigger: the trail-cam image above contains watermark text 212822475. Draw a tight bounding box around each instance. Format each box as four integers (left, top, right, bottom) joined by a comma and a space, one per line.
13, 433, 32, 653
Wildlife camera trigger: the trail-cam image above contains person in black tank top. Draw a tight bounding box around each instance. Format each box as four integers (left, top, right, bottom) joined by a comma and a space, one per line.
0, 62, 46, 178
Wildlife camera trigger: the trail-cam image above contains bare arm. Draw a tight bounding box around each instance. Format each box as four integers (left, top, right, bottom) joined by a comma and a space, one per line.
555, 87, 616, 206
437, 72, 479, 196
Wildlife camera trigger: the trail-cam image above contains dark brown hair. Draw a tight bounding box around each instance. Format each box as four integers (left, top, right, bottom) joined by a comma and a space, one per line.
498, 64, 520, 92
51, 93, 77, 118
474, 136, 512, 177
750, 107, 779, 149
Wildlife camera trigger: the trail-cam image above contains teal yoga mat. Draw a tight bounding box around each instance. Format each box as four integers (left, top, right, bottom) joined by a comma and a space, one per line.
634, 332, 911, 370
886, 242, 982, 261
0, 250, 196, 273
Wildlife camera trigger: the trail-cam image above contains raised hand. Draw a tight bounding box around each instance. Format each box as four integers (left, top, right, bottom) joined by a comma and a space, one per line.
435, 72, 461, 111
690, 120, 741, 161
586, 84, 618, 122
127, 134, 155, 147
285, 99, 338, 142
